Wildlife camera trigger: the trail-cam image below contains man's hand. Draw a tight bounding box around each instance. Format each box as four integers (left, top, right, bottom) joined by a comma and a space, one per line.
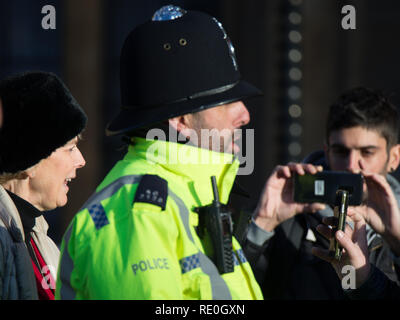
312, 212, 371, 289
350, 173, 400, 256
253, 163, 325, 232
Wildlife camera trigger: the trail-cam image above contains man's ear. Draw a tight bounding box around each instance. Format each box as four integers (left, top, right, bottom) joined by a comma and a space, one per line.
388, 144, 400, 173
168, 115, 194, 139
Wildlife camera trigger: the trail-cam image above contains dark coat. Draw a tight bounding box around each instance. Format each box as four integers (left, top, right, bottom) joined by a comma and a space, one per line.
0, 186, 38, 300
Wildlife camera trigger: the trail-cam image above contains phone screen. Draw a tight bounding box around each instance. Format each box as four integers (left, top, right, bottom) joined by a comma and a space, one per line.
293, 171, 363, 206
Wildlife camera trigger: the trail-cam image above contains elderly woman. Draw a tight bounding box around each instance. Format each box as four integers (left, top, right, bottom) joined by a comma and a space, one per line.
0, 71, 87, 300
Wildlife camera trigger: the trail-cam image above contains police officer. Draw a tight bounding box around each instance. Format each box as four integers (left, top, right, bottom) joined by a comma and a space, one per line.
56, 6, 323, 300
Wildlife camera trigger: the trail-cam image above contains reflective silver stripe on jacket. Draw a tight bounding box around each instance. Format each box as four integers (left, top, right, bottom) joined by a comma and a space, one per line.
180, 249, 247, 273
60, 174, 232, 300
59, 175, 142, 299
169, 190, 232, 300
80, 175, 143, 212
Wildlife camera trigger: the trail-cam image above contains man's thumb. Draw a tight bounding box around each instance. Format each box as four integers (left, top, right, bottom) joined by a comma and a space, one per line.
335, 230, 358, 260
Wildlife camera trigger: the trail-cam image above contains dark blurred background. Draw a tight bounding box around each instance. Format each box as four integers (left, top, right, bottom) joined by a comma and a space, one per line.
1, 0, 400, 245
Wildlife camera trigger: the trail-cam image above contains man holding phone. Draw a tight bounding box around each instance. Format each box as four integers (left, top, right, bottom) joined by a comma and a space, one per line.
313, 193, 400, 299
245, 87, 400, 299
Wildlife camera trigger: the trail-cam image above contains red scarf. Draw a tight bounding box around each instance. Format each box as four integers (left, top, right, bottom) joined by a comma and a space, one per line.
30, 238, 55, 300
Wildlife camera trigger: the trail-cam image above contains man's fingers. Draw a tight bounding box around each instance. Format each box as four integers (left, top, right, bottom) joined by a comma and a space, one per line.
274, 165, 292, 178
352, 213, 367, 230
316, 224, 334, 240
287, 162, 305, 175
346, 207, 365, 221
302, 163, 321, 174
334, 230, 359, 261
364, 172, 386, 185
275, 162, 324, 182
311, 246, 335, 264
322, 216, 339, 228
304, 202, 326, 213
287, 162, 323, 176
320, 217, 354, 238
364, 173, 393, 197
323, 214, 352, 226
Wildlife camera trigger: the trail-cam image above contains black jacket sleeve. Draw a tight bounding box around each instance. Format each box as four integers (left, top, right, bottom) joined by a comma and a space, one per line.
345, 264, 400, 299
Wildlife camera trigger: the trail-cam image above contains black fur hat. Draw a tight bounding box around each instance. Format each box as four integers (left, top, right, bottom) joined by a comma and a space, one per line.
0, 71, 87, 174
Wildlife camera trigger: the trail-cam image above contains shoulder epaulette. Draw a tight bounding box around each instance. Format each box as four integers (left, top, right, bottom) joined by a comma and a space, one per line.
133, 174, 168, 210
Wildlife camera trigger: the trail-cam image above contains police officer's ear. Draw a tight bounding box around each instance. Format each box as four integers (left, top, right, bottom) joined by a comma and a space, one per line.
387, 144, 400, 173
168, 115, 197, 140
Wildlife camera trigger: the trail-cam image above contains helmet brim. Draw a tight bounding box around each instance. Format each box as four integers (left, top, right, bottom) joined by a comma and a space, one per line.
106, 80, 262, 136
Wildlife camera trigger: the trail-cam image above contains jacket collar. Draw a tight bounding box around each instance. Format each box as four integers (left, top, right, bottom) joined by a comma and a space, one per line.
0, 185, 25, 242
6, 190, 42, 242
127, 137, 240, 204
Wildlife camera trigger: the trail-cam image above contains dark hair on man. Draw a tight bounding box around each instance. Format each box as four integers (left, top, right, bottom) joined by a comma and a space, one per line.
326, 87, 400, 149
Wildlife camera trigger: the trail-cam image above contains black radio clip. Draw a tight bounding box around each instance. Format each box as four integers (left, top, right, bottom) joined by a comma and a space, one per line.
195, 176, 234, 274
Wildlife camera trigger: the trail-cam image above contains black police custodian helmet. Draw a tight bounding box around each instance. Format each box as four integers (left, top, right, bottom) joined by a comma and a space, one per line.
106, 5, 262, 136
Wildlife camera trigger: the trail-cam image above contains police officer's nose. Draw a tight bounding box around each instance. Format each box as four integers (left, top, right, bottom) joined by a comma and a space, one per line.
234, 101, 250, 128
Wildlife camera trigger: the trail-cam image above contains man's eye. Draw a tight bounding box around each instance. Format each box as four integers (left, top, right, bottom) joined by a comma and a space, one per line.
69, 145, 77, 152
361, 150, 374, 156
332, 148, 348, 156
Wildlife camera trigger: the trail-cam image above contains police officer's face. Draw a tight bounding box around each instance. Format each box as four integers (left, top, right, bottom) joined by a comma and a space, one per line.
27, 136, 86, 210
184, 100, 250, 154
326, 126, 400, 175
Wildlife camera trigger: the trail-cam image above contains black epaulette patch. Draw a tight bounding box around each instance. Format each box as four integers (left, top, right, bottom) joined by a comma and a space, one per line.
133, 174, 168, 210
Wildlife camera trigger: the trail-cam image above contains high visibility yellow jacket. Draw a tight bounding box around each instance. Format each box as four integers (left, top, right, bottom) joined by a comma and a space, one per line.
55, 137, 263, 300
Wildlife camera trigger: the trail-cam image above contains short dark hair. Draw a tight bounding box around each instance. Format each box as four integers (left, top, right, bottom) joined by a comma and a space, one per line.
326, 87, 400, 149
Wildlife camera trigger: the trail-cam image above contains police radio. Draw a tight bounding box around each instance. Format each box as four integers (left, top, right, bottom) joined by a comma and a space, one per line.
196, 176, 234, 274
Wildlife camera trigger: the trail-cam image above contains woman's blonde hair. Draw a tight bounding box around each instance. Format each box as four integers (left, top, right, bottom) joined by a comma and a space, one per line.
0, 167, 34, 185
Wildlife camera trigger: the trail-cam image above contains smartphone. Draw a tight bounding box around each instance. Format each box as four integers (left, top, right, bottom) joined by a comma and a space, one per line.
293, 171, 363, 261
293, 171, 363, 206
330, 190, 350, 260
